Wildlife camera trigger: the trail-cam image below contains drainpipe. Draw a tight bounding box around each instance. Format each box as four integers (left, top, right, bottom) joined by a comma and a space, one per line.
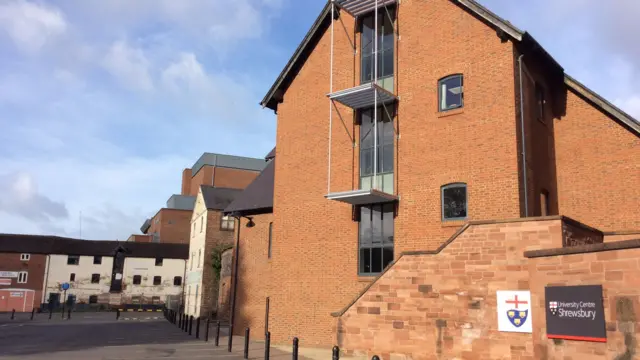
228, 214, 242, 352
518, 54, 529, 217
42, 254, 51, 306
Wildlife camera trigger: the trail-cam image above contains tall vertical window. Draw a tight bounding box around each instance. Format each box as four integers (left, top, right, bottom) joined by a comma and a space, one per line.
359, 204, 394, 276
20, 253, 30, 261
438, 75, 464, 111
200, 216, 203, 233
360, 107, 394, 194
361, 8, 395, 92
17, 271, 28, 283
268, 222, 273, 259
441, 183, 468, 221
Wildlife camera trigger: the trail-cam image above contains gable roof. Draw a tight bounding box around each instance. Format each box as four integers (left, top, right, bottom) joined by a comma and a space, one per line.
0, 234, 189, 259
224, 159, 275, 216
200, 186, 243, 211
265, 147, 276, 161
261, 0, 639, 135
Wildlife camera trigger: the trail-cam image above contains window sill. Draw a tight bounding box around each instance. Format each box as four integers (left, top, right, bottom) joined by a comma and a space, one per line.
441, 220, 467, 228
358, 276, 376, 283
437, 108, 464, 118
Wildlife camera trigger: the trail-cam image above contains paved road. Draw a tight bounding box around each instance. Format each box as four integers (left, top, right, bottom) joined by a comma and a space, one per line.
0, 312, 299, 360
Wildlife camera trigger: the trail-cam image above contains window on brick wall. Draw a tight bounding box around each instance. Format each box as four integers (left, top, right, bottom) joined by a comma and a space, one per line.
438, 74, 464, 111
268, 222, 273, 259
20, 253, 30, 261
441, 183, 468, 221
359, 106, 395, 194
133, 275, 142, 285
360, 7, 395, 92
221, 215, 234, 231
17, 271, 28, 283
173, 276, 182, 286
358, 204, 394, 276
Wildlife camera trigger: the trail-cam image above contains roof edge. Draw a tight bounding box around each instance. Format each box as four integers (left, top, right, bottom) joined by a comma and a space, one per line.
564, 74, 640, 135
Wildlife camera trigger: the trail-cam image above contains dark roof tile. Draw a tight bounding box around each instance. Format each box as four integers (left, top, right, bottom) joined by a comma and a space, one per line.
224, 159, 275, 216
200, 186, 243, 210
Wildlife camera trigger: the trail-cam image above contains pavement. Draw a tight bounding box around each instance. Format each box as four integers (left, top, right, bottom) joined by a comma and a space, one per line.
0, 311, 316, 360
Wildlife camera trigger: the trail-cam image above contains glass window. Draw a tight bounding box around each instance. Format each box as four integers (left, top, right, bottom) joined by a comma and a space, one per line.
67, 255, 80, 265
438, 75, 464, 111
359, 203, 394, 276
155, 257, 163, 266
70, 273, 76, 282
89, 295, 98, 304
360, 106, 394, 193
221, 215, 235, 231
361, 8, 395, 87
132, 275, 142, 285
91, 274, 100, 284
17, 271, 28, 283
93, 256, 102, 265
441, 183, 468, 221
20, 253, 30, 261
153, 276, 162, 285
173, 276, 182, 286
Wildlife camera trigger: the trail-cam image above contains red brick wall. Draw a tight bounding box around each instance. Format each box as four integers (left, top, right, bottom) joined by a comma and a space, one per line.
148, 209, 192, 244
181, 168, 193, 196
0, 253, 47, 310
265, 0, 523, 347
213, 168, 260, 190
554, 89, 640, 232
190, 166, 215, 196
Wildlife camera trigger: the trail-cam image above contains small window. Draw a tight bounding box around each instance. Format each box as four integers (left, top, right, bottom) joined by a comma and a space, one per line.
132, 296, 141, 304
153, 276, 161, 285
221, 215, 235, 231
438, 74, 464, 111
17, 271, 28, 283
198, 250, 201, 268
540, 189, 550, 216
536, 82, 545, 122
20, 253, 30, 261
132, 275, 142, 285
200, 216, 203, 233
67, 255, 80, 265
155, 258, 163, 266
91, 274, 100, 284
89, 295, 98, 304
70, 273, 76, 282
192, 222, 196, 236
151, 296, 161, 305
93, 256, 102, 264
268, 222, 273, 259
190, 253, 194, 270
173, 276, 182, 286
441, 183, 468, 221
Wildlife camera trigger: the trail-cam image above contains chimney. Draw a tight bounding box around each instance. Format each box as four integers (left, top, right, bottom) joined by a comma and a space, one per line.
181, 168, 193, 195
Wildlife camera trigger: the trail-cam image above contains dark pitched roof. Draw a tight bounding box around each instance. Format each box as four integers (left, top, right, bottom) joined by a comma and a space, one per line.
224, 159, 275, 216
0, 234, 189, 259
265, 147, 276, 161
261, 0, 639, 135
200, 186, 243, 210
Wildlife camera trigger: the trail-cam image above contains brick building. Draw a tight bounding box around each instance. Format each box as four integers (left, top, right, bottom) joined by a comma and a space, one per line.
134, 152, 267, 244
0, 234, 188, 312
224, 0, 639, 358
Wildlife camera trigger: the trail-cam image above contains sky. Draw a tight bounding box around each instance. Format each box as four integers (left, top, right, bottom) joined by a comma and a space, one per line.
0, 0, 638, 241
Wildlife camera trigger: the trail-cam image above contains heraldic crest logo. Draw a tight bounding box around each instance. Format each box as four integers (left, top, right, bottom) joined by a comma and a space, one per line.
549, 301, 558, 316
507, 308, 529, 327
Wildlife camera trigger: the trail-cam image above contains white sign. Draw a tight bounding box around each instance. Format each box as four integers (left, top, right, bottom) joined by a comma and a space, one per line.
497, 290, 532, 333
115, 273, 123, 280
10, 292, 23, 297
0, 279, 11, 285
0, 271, 18, 278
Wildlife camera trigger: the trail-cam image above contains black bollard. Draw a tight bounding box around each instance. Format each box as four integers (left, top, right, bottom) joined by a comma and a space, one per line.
67, 308, 71, 320
48, 307, 52, 320
264, 331, 271, 360
215, 321, 220, 346
179, 313, 182, 328
10, 309, 15, 320
292, 337, 299, 360
205, 317, 211, 342
31, 308, 35, 320
372, 356, 380, 360
189, 316, 194, 335
332, 346, 340, 360
244, 328, 250, 359
196, 317, 201, 339
116, 309, 120, 320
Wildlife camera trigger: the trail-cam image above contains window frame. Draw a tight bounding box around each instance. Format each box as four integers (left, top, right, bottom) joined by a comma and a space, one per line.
153, 276, 162, 286
359, 7, 396, 86
268, 222, 273, 259
17, 271, 28, 284
173, 276, 182, 286
220, 215, 235, 231
357, 203, 395, 277
438, 74, 464, 112
132, 275, 142, 285
441, 182, 469, 221
91, 273, 100, 284
155, 257, 163, 267
67, 255, 80, 265
20, 253, 30, 261
70, 273, 76, 282
358, 106, 395, 192
93, 256, 102, 265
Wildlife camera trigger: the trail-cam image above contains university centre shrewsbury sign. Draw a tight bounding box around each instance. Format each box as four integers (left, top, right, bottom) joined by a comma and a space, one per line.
545, 285, 607, 342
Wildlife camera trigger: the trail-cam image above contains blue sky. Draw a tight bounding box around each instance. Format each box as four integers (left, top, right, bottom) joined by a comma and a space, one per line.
0, 0, 638, 240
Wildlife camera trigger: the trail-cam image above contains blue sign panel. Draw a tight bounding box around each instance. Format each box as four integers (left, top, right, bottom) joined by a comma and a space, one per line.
61, 282, 70, 291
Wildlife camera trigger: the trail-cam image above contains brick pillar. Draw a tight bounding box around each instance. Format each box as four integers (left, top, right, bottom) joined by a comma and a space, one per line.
181, 168, 192, 195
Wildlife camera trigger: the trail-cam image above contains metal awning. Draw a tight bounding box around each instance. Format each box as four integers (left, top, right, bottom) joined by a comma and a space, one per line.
328, 83, 397, 110
333, 0, 397, 17
325, 189, 398, 205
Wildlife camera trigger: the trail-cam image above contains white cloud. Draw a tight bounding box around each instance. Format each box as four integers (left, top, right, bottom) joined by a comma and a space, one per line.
0, 0, 66, 54
103, 40, 154, 92
0, 172, 69, 222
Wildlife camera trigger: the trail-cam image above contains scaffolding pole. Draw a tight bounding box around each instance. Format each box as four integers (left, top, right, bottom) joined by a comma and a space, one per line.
328, 3, 335, 194
373, 0, 378, 191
